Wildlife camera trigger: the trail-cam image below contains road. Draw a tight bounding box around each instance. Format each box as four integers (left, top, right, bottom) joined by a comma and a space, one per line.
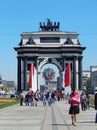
0, 100, 97, 130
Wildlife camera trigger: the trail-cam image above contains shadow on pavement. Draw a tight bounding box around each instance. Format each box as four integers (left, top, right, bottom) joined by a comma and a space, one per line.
51, 123, 72, 126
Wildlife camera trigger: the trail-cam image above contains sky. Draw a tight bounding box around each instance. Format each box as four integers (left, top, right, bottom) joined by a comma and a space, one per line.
0, 0, 97, 84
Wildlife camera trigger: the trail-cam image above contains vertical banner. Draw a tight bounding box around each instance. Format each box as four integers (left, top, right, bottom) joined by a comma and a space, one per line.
63, 63, 71, 94
34, 66, 37, 92
29, 64, 34, 91
65, 63, 70, 87
28, 63, 37, 92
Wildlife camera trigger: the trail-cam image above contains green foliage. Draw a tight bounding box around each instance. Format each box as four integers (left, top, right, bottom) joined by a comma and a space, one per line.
1, 84, 9, 92
83, 77, 91, 93
90, 99, 94, 107
0, 99, 19, 109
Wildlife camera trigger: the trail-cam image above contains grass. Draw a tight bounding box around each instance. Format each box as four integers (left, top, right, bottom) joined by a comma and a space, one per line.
0, 98, 20, 109
89, 99, 94, 108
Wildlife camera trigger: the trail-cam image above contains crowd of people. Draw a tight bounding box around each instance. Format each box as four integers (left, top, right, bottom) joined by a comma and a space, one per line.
19, 89, 64, 107
19, 88, 97, 126
19, 89, 91, 110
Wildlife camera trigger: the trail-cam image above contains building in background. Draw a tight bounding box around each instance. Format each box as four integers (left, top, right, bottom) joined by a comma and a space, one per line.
90, 66, 97, 92
82, 70, 90, 87
82, 66, 97, 93
0, 75, 16, 94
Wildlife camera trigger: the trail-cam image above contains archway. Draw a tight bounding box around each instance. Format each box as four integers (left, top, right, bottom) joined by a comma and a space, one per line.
40, 63, 59, 91
14, 19, 86, 94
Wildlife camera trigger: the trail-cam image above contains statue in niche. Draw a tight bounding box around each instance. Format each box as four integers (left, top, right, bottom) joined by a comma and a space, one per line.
26, 37, 35, 45
64, 37, 74, 44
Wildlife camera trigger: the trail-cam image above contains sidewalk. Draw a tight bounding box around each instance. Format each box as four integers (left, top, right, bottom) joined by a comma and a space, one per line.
0, 100, 97, 130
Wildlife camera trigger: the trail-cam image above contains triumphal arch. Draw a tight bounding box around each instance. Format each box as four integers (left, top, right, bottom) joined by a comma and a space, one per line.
14, 19, 86, 93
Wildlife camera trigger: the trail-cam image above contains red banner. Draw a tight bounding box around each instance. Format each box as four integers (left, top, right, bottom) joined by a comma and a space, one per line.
64, 63, 70, 87
29, 64, 34, 87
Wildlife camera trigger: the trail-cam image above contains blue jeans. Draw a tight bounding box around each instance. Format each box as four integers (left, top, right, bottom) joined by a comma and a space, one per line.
48, 98, 52, 106
30, 98, 34, 106
42, 98, 46, 106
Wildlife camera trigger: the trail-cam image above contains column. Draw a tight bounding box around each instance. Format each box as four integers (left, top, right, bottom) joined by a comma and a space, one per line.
78, 56, 83, 90
17, 57, 22, 92
62, 57, 66, 88
38, 72, 41, 91
73, 57, 77, 89
35, 58, 38, 91
23, 57, 27, 91
76, 58, 79, 90
59, 70, 62, 91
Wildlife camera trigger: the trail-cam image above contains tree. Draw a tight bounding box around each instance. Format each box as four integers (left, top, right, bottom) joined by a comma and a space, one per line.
83, 78, 91, 93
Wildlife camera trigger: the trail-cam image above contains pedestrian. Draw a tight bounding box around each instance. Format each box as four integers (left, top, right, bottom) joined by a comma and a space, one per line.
62, 92, 65, 102
66, 92, 70, 104
51, 91, 55, 103
86, 92, 90, 109
56, 92, 61, 101
69, 88, 80, 126
29, 91, 34, 106
47, 91, 52, 106
94, 88, 97, 123
25, 92, 30, 106
19, 92, 24, 106
80, 91, 86, 111
34, 90, 39, 107
42, 91, 47, 106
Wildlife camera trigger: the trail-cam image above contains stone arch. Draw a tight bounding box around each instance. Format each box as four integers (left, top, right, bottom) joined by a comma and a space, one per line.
14, 20, 86, 94
38, 58, 63, 91
38, 58, 63, 72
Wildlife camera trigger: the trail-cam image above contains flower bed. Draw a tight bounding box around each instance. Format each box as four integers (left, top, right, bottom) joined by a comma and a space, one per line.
0, 99, 15, 103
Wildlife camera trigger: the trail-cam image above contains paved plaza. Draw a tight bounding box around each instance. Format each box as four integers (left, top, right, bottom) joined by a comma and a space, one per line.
0, 100, 97, 130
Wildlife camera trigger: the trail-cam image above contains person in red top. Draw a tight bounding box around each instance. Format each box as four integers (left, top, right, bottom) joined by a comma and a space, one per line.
29, 91, 34, 106
69, 88, 80, 126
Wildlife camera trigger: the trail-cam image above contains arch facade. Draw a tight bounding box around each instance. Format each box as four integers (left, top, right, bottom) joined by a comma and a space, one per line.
14, 20, 86, 93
